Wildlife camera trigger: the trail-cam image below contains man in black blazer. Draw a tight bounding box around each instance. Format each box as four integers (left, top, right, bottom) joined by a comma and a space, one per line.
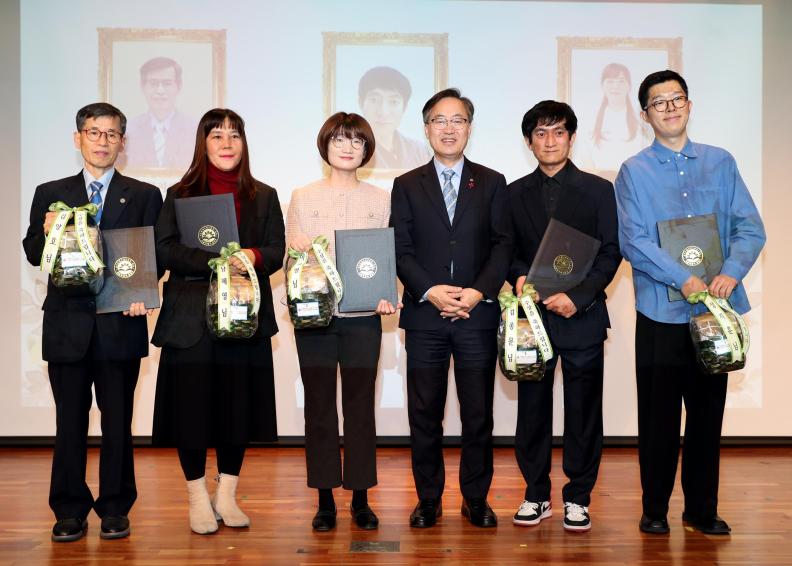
508, 101, 621, 532
22, 103, 163, 542
390, 88, 512, 528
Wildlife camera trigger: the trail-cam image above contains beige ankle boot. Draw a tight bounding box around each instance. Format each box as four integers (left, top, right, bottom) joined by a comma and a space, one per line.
211, 473, 250, 527
186, 477, 219, 534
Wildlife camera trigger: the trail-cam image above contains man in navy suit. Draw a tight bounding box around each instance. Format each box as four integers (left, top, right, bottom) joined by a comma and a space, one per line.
507, 101, 621, 532
390, 88, 512, 528
23, 103, 163, 542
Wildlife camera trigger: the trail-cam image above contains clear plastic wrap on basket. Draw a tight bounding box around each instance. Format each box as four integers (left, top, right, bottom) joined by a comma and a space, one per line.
51, 225, 104, 295
286, 260, 335, 329
497, 314, 546, 381
690, 310, 746, 374
206, 274, 259, 339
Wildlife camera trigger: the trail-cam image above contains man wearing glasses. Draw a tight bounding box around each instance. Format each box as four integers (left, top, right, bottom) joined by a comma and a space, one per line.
615, 70, 765, 535
22, 103, 162, 542
390, 88, 512, 528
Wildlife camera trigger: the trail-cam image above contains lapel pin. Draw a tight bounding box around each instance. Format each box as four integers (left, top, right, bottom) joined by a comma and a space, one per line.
467, 178, 475, 189
120, 198, 126, 204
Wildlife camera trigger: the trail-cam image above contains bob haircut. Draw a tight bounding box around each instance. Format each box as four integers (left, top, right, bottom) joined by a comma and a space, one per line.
521, 100, 578, 139
316, 112, 376, 167
175, 108, 257, 200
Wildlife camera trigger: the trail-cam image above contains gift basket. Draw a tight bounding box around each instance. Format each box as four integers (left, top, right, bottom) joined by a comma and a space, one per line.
206, 242, 261, 339
497, 284, 554, 381
40, 201, 104, 295
687, 291, 750, 374
286, 236, 343, 329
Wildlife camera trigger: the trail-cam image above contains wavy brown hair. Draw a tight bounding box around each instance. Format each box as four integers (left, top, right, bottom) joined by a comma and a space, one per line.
175, 108, 257, 200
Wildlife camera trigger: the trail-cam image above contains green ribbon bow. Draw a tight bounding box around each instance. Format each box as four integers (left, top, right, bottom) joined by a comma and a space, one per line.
287, 235, 342, 301
208, 241, 243, 271
48, 201, 100, 217
498, 283, 553, 372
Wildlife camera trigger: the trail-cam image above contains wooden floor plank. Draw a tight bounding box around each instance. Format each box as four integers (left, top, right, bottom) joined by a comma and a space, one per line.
1, 447, 791, 565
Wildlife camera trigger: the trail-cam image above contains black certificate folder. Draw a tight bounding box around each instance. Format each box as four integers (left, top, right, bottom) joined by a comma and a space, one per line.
527, 218, 601, 297
335, 228, 398, 313
174, 193, 239, 253
657, 213, 724, 302
96, 227, 160, 314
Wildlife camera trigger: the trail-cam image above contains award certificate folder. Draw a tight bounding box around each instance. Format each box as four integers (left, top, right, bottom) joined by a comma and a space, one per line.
96, 226, 160, 314
335, 228, 398, 313
174, 193, 239, 253
527, 218, 601, 297
657, 213, 724, 302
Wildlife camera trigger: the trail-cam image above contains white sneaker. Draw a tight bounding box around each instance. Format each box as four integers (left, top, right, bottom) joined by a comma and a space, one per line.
563, 502, 591, 532
513, 500, 552, 526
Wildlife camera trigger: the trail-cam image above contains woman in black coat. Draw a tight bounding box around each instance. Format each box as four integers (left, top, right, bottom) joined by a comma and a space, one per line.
151, 108, 284, 534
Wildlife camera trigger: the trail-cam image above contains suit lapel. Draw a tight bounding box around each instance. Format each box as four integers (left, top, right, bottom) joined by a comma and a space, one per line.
552, 162, 585, 226
521, 170, 548, 240
65, 172, 89, 208
451, 159, 475, 230
99, 171, 130, 229
419, 160, 451, 230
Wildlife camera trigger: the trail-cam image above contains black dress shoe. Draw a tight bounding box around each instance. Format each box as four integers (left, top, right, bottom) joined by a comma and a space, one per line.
462, 498, 497, 528
312, 507, 337, 531
100, 516, 130, 539
350, 505, 379, 530
682, 512, 731, 535
639, 514, 670, 534
410, 499, 442, 528
52, 518, 88, 542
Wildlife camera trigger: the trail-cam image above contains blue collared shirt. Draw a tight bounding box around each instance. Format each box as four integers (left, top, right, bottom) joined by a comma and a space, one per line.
615, 138, 765, 323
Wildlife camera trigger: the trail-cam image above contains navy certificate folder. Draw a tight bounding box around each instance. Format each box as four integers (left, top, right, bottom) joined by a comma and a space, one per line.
335, 228, 398, 313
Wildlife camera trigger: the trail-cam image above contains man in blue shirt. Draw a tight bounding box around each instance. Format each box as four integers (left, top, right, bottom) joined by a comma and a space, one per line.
615, 70, 765, 535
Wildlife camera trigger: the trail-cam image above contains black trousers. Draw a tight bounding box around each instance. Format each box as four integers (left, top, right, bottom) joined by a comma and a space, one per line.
177, 445, 246, 481
405, 325, 497, 500
636, 312, 727, 520
48, 358, 139, 520
295, 316, 381, 490
515, 342, 604, 506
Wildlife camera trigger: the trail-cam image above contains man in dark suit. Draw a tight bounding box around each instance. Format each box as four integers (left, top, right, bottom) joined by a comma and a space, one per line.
22, 103, 163, 542
390, 88, 512, 528
508, 101, 621, 532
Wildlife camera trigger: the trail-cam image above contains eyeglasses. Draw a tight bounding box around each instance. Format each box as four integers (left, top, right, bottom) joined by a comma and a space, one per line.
645, 95, 689, 112
82, 128, 122, 144
330, 135, 365, 150
428, 117, 469, 130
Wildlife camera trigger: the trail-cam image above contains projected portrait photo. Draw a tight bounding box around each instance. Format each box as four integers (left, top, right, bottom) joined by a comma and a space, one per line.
323, 32, 448, 177
98, 28, 227, 177
557, 37, 683, 182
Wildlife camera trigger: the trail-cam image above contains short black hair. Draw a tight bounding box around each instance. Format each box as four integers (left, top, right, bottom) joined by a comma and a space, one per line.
75, 102, 127, 135
638, 70, 688, 110
521, 100, 578, 139
358, 66, 411, 105
421, 88, 474, 124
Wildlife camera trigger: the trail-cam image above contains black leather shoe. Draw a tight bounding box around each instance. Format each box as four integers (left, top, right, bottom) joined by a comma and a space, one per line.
639, 514, 670, 534
462, 498, 497, 528
682, 512, 731, 535
312, 507, 337, 531
410, 499, 442, 528
100, 516, 130, 539
350, 505, 379, 530
52, 518, 88, 542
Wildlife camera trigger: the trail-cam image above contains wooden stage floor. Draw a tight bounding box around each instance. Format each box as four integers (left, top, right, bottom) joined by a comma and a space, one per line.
1, 446, 791, 565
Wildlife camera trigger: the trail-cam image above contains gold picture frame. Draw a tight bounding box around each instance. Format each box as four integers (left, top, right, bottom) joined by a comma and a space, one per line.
323, 32, 449, 179
557, 36, 683, 182
98, 28, 227, 178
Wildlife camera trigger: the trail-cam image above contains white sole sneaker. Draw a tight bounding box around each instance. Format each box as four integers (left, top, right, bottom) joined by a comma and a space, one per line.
513, 507, 552, 526
563, 521, 591, 532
